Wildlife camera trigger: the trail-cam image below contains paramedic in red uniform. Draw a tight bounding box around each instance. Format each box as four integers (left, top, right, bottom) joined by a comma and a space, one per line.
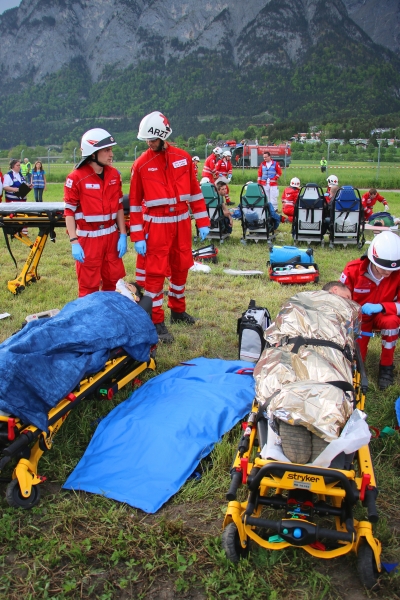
362, 188, 389, 220
257, 150, 282, 211
340, 231, 400, 390
281, 177, 301, 222
64, 128, 127, 297
129, 111, 210, 344
201, 146, 221, 183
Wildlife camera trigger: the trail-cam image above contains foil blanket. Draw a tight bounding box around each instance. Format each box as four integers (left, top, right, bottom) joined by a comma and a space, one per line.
254, 290, 361, 442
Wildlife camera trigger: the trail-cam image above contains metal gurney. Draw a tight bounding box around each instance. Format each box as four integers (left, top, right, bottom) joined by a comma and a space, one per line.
0, 202, 65, 294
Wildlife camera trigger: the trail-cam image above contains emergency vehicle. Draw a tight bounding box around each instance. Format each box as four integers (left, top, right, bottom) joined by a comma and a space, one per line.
230, 144, 291, 168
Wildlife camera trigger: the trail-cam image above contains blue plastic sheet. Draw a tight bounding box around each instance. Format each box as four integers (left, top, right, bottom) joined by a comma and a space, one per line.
64, 357, 255, 513
0, 292, 158, 430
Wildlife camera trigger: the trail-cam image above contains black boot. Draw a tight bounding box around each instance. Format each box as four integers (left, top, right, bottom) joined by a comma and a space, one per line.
155, 321, 174, 344
170, 311, 198, 325
378, 364, 395, 390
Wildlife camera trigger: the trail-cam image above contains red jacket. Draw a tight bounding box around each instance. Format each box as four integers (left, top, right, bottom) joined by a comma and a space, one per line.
63, 163, 123, 237
362, 192, 387, 211
215, 158, 232, 178
281, 186, 299, 208
340, 257, 400, 315
129, 144, 209, 242
201, 154, 217, 180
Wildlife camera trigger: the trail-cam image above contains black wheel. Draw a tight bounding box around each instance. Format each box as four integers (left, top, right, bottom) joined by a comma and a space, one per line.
221, 522, 249, 563
357, 542, 380, 589
212, 257, 218, 264
6, 478, 41, 509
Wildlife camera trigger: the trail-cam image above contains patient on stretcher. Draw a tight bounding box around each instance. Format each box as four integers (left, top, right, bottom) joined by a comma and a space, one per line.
116, 279, 152, 315
254, 285, 367, 466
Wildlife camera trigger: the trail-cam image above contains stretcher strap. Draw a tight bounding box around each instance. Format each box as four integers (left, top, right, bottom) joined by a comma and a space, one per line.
0, 227, 18, 270
280, 335, 352, 361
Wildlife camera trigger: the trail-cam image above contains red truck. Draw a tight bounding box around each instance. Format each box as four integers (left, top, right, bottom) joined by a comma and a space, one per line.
230, 144, 291, 168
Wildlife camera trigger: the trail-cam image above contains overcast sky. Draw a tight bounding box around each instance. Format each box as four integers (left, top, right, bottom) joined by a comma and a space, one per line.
0, 0, 21, 14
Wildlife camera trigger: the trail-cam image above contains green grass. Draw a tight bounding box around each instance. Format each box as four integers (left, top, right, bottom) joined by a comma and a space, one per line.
0, 182, 399, 598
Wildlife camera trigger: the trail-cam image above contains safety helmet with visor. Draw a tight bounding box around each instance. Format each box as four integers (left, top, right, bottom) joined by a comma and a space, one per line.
192, 156, 200, 162
78, 128, 117, 168
368, 230, 400, 271
137, 111, 172, 141
213, 146, 222, 156
222, 150, 232, 158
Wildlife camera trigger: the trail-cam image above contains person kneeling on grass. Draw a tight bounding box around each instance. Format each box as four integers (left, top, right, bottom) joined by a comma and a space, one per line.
340, 230, 400, 390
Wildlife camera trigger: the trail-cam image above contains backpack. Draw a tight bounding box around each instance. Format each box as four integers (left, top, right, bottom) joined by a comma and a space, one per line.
237, 300, 271, 363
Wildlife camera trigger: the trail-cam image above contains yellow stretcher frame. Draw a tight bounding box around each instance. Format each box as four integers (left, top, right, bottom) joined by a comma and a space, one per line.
222, 344, 382, 589
0, 202, 66, 294
0, 351, 156, 508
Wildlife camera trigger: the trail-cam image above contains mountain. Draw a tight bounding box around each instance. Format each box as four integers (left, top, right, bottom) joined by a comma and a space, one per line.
343, 0, 400, 56
1, 0, 400, 146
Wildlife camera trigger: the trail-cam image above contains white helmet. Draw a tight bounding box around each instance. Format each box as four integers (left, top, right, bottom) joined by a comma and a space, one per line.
137, 111, 172, 141
192, 156, 200, 162
290, 177, 301, 188
78, 128, 117, 167
213, 146, 222, 155
223, 150, 232, 158
368, 231, 400, 271
200, 177, 210, 185
327, 174, 338, 186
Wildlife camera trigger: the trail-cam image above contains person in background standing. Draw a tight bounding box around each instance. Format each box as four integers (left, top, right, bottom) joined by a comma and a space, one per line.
215, 150, 234, 205
3, 159, 29, 202
257, 150, 282, 211
0, 167, 3, 202
192, 156, 200, 179
31, 161, 47, 202
201, 146, 221, 183
320, 157, 327, 173
20, 157, 32, 184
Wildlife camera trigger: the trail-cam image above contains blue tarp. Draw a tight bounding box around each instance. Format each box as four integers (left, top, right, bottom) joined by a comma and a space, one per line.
0, 292, 158, 430
64, 357, 255, 513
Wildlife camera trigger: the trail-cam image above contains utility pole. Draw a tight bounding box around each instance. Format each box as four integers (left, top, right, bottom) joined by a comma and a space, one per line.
376, 139, 384, 183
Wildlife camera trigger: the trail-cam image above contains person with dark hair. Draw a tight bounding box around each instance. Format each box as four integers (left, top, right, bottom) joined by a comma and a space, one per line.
215, 180, 233, 234
3, 159, 30, 202
64, 128, 127, 297
257, 150, 282, 211
362, 188, 389, 220
31, 161, 47, 202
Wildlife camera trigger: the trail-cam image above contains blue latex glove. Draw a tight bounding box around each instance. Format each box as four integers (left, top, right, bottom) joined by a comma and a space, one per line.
134, 240, 146, 256
71, 243, 85, 263
199, 227, 210, 241
362, 303, 383, 315
227, 174, 232, 182
117, 233, 127, 258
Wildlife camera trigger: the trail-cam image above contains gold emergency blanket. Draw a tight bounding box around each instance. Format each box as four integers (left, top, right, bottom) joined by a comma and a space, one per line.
264, 290, 361, 352
268, 381, 353, 442
255, 290, 361, 443
254, 345, 353, 406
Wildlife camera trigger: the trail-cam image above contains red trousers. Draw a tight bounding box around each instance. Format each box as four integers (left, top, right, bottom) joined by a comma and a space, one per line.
142, 207, 193, 324
357, 312, 400, 366
282, 204, 295, 222
76, 230, 125, 297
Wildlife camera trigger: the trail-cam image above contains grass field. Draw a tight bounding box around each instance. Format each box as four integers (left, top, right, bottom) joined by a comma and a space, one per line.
0, 183, 399, 599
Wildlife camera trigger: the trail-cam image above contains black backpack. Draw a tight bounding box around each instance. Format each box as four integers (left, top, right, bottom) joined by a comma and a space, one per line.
237, 300, 271, 363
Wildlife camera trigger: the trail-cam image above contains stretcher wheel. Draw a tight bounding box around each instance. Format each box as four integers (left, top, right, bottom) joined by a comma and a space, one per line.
357, 543, 379, 589
221, 522, 249, 563
5, 478, 41, 509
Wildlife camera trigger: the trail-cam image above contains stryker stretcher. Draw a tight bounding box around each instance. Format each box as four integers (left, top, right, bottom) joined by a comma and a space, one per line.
0, 202, 66, 294
0, 292, 158, 508
222, 292, 382, 589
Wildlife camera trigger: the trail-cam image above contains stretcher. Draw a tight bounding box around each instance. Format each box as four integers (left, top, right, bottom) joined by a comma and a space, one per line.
0, 344, 156, 509
0, 202, 65, 294
222, 310, 382, 589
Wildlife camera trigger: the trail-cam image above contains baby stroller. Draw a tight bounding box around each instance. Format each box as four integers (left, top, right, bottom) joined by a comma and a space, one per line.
239, 183, 275, 243
200, 182, 230, 243
222, 291, 381, 589
329, 186, 365, 249
292, 183, 328, 246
